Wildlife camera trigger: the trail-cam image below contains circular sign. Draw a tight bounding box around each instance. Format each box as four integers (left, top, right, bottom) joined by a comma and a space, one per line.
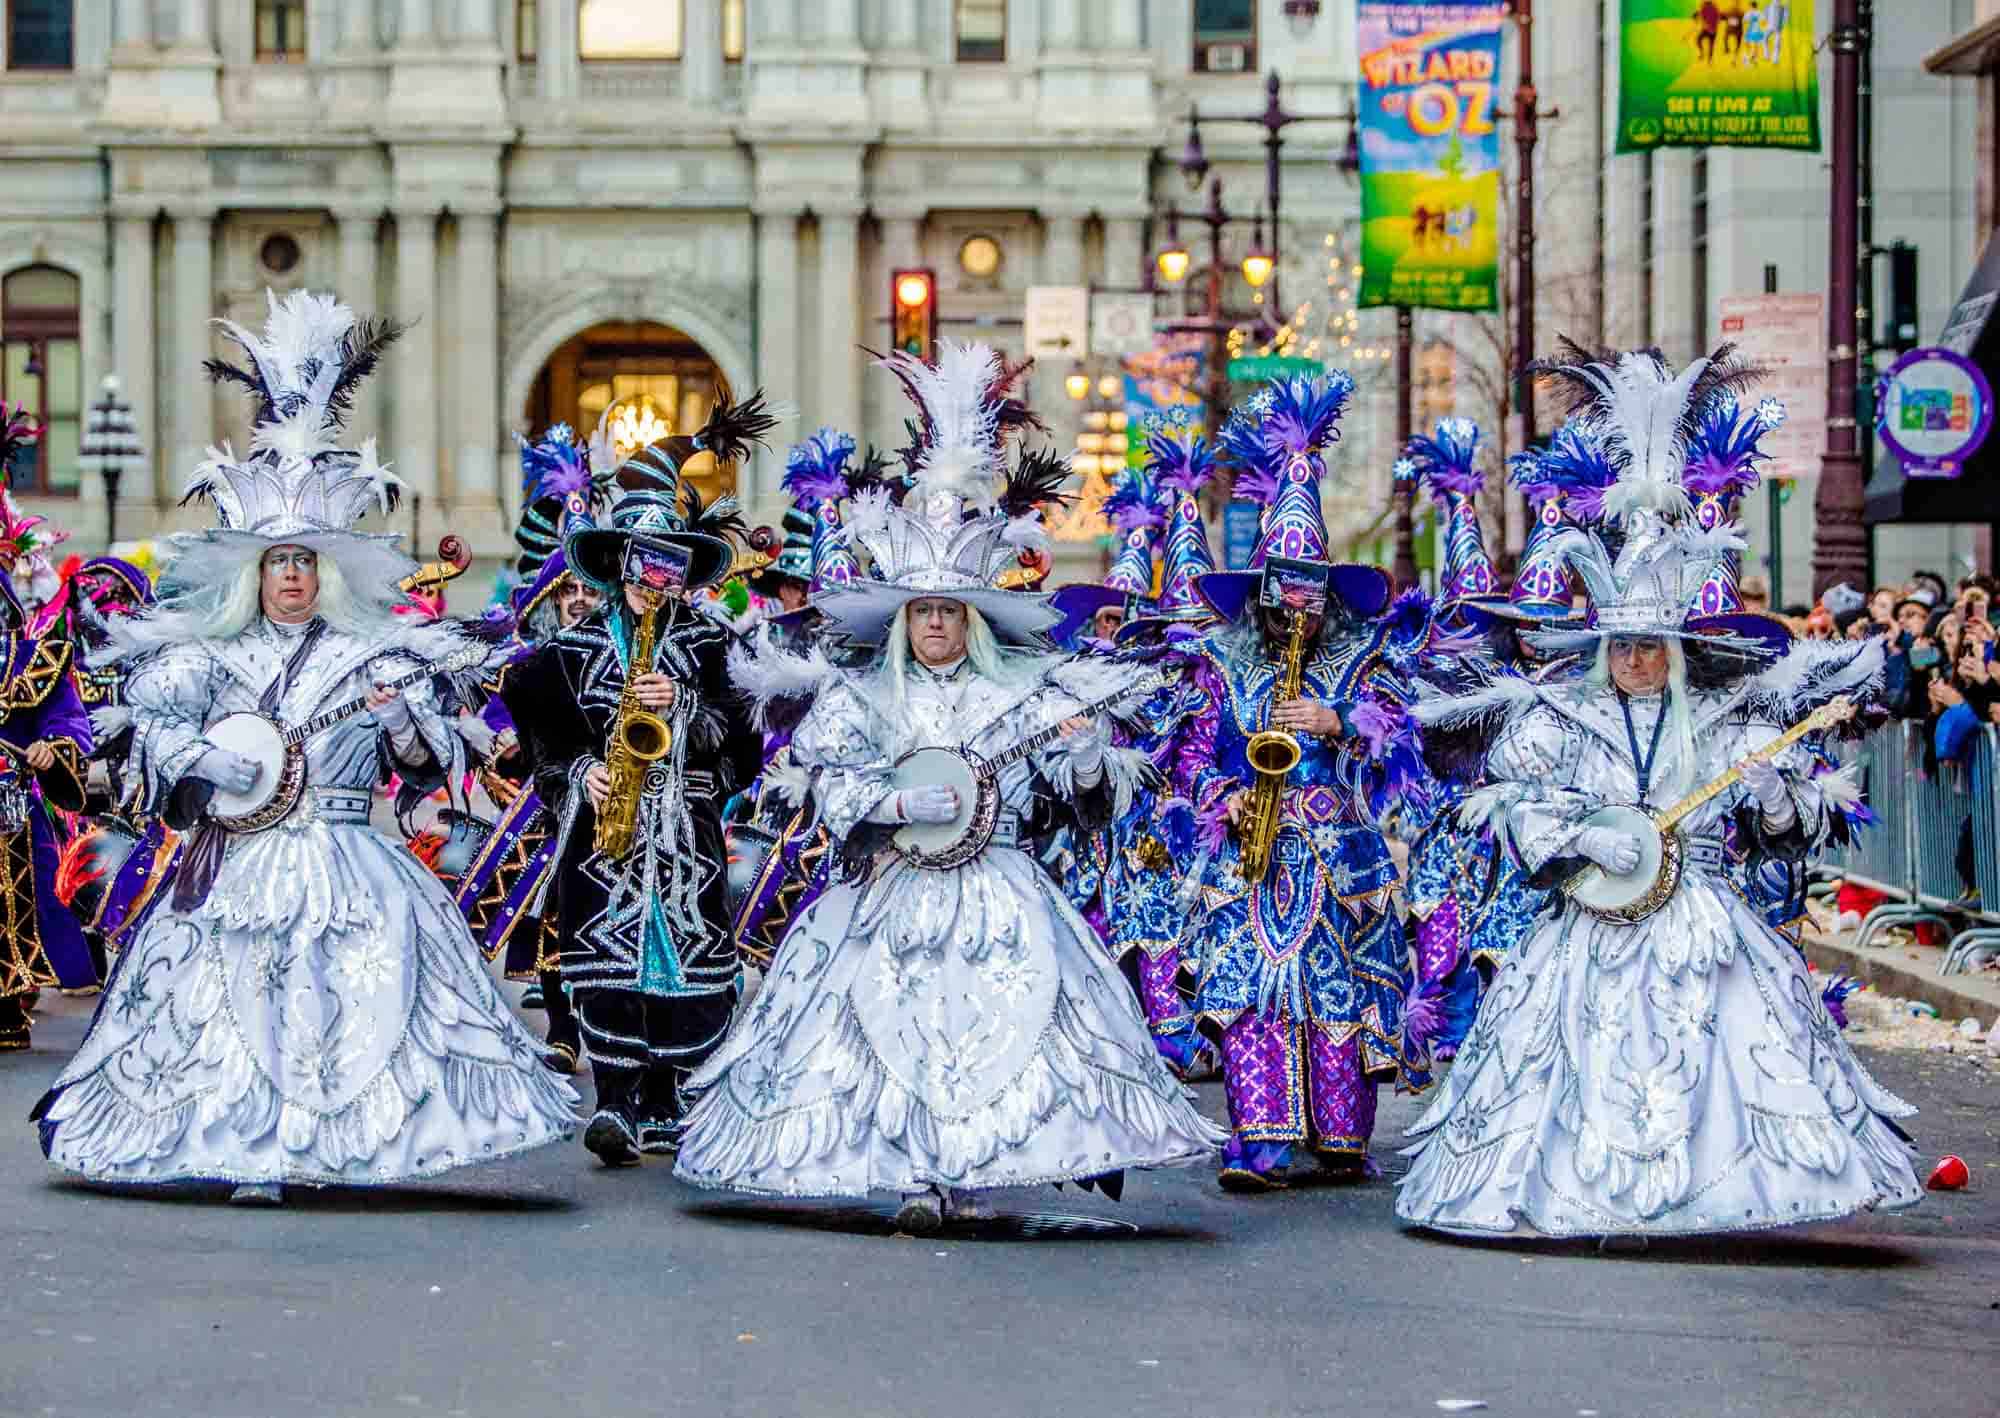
1877, 347, 1994, 478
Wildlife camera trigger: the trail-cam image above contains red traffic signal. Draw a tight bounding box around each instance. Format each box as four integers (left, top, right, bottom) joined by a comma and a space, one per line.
891, 268, 937, 360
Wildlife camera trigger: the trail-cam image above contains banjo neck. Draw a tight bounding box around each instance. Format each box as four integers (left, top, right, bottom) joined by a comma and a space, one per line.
972, 674, 1163, 781
278, 660, 442, 748
1652, 696, 1854, 834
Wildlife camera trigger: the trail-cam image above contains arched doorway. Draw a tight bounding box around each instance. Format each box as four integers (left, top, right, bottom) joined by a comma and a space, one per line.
522, 319, 736, 500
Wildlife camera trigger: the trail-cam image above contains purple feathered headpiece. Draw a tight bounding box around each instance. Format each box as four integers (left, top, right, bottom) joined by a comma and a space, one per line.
1101, 468, 1164, 535
515, 423, 593, 501
1536, 421, 1619, 524
1508, 448, 1559, 508
1261, 371, 1355, 459
1147, 431, 1218, 496
782, 426, 859, 505
1683, 396, 1783, 497
1400, 416, 1485, 504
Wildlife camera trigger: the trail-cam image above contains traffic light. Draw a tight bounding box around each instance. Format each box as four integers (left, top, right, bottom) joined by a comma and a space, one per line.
1885, 242, 1919, 352
891, 269, 936, 360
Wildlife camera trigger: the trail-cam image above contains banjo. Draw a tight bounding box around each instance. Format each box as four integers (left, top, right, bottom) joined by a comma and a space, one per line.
204, 643, 488, 834
1565, 695, 1857, 924
890, 671, 1166, 871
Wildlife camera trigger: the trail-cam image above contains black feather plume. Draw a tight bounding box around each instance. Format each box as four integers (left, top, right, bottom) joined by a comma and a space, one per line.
697, 390, 781, 467
325, 317, 407, 431
681, 482, 749, 543
1526, 336, 1671, 419
1682, 341, 1768, 428
1000, 446, 1075, 517
203, 357, 270, 416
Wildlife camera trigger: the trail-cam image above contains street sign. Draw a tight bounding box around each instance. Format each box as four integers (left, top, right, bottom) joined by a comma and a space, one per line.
1876, 347, 1994, 478
1024, 286, 1090, 359
1227, 354, 1323, 382
1223, 501, 1262, 569
1715, 292, 1827, 482
1090, 292, 1154, 358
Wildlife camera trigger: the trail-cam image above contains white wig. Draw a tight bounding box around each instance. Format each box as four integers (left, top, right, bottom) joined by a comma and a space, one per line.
1587, 635, 1695, 801
878, 599, 1054, 708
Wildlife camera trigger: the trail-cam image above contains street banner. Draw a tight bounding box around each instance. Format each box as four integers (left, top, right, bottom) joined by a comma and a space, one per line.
1715, 291, 1825, 481
1122, 334, 1208, 469
1616, 0, 1820, 153
1355, 0, 1505, 313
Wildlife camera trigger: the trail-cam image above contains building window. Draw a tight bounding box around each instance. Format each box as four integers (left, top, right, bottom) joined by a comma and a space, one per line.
1, 266, 82, 496
579, 0, 682, 60
6, 0, 73, 70
1193, 0, 1255, 73
722, 0, 743, 61
517, 0, 537, 60
255, 0, 306, 61
955, 0, 1005, 63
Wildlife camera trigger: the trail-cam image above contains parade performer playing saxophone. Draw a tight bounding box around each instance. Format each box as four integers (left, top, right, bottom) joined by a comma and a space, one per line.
1172, 374, 1431, 1192
501, 403, 772, 1167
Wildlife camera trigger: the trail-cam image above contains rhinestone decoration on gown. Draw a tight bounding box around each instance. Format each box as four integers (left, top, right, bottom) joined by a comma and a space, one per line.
1396, 686, 1923, 1237
675, 661, 1225, 1197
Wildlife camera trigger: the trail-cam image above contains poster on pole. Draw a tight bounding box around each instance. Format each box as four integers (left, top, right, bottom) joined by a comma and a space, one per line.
1355, 0, 1505, 313
1616, 0, 1820, 153
1715, 291, 1826, 481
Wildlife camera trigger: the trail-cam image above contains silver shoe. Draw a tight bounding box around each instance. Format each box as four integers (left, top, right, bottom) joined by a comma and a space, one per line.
229, 1183, 284, 1207
894, 1189, 942, 1235
942, 1188, 994, 1223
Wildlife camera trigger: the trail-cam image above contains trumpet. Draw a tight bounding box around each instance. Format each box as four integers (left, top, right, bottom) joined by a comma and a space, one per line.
1237, 608, 1308, 884
594, 597, 672, 858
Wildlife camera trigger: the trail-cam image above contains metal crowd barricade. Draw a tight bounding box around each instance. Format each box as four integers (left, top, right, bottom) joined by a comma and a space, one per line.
1944, 727, 2000, 973
1840, 721, 1949, 949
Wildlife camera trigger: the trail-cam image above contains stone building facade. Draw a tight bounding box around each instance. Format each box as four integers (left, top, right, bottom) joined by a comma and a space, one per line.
0, 0, 1372, 587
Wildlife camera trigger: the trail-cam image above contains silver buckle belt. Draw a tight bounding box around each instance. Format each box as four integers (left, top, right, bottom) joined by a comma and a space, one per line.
313, 788, 374, 824
990, 813, 1023, 849
1683, 835, 1727, 873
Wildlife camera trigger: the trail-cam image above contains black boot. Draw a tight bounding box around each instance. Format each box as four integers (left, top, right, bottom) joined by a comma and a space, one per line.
540, 972, 579, 1075
635, 1067, 685, 1156
0, 994, 28, 1053
583, 1106, 640, 1167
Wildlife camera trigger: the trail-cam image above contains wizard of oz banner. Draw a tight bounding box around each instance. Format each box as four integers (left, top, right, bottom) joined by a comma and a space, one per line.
1356, 1, 1506, 312
1616, 0, 1820, 153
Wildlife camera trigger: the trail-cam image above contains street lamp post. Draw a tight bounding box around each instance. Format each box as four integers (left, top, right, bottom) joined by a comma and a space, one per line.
1812, 0, 1870, 599
1506, 0, 1540, 583
80, 375, 144, 550
1154, 72, 1361, 424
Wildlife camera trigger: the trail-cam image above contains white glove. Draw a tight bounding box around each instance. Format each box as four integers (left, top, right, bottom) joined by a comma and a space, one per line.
1576, 826, 1643, 875
898, 785, 961, 825
370, 685, 413, 731
189, 746, 262, 797
1738, 756, 1792, 818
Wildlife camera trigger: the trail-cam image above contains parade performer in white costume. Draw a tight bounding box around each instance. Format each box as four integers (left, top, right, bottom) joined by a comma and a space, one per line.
33, 292, 577, 1202
676, 342, 1223, 1231
1396, 348, 1921, 1240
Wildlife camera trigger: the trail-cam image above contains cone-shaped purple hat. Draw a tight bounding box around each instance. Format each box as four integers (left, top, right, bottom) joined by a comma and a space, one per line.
1397, 416, 1495, 605
1682, 396, 1781, 616
781, 426, 862, 593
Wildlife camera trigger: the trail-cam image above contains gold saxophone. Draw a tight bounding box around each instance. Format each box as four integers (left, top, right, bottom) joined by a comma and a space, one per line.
1237, 609, 1308, 884
594, 598, 673, 858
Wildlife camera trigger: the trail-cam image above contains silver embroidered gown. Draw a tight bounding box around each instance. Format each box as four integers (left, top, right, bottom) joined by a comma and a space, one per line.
36, 617, 578, 1186
1396, 682, 1923, 1237
674, 657, 1224, 1197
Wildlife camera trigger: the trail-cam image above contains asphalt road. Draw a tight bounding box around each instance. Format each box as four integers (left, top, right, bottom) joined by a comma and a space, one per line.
5, 989, 1995, 1418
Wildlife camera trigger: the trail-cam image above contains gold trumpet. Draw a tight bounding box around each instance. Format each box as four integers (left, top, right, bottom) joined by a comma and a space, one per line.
594, 596, 672, 858
1237, 608, 1308, 885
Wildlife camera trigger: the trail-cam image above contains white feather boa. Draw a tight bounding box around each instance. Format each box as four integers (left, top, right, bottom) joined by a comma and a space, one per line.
726, 627, 842, 730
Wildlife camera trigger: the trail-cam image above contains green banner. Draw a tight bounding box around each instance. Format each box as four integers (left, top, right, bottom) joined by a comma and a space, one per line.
1356, 1, 1506, 313
1616, 0, 1820, 153
1227, 355, 1324, 382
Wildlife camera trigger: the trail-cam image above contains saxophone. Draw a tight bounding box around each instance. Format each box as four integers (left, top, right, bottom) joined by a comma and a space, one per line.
1237, 609, 1308, 885
593, 598, 673, 858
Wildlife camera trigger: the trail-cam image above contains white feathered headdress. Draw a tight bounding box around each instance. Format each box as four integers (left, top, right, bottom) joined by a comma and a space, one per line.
156, 289, 416, 599
811, 339, 1065, 647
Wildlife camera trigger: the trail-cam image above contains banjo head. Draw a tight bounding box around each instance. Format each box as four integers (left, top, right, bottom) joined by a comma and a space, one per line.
202, 711, 291, 822
1567, 803, 1676, 922
890, 746, 981, 855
